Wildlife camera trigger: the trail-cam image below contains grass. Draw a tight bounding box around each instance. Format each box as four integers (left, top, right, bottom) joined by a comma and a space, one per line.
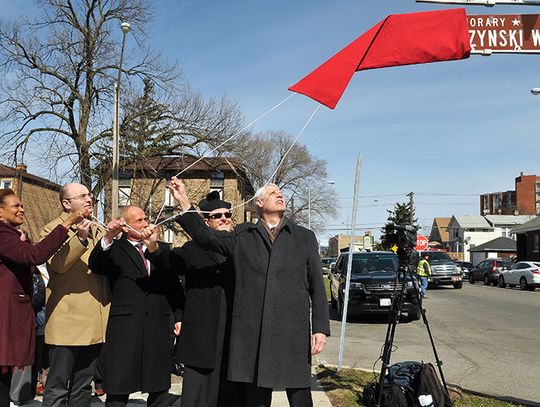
315, 366, 525, 407
324, 275, 331, 301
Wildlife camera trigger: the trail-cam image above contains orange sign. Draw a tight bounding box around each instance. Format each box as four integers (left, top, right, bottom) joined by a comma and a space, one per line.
468, 14, 540, 53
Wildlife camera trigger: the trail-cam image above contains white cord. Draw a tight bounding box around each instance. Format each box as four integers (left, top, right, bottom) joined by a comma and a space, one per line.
155, 103, 321, 227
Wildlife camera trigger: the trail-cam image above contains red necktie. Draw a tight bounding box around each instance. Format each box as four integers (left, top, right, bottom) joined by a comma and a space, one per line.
136, 243, 150, 276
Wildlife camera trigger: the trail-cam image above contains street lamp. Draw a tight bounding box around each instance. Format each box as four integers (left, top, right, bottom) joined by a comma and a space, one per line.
308, 180, 335, 229
111, 21, 131, 219
531, 88, 540, 95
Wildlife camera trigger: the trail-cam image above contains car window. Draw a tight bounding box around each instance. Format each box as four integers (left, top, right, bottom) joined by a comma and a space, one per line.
351, 253, 398, 274
510, 263, 520, 270
518, 263, 529, 269
423, 252, 452, 262
534, 262, 540, 268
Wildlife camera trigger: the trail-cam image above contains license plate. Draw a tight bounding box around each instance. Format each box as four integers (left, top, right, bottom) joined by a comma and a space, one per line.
379, 298, 392, 307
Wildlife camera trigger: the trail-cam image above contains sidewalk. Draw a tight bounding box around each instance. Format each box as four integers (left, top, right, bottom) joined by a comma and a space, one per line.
12, 368, 332, 407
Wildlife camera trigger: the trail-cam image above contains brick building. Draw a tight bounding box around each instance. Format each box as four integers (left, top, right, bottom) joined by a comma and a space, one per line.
0, 163, 62, 241
480, 172, 540, 216
103, 156, 255, 247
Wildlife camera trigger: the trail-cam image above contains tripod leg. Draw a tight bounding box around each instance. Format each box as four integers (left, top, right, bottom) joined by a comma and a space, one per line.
406, 268, 451, 396
375, 269, 408, 407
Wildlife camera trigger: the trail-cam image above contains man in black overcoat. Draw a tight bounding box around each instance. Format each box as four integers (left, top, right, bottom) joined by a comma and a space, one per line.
88, 206, 183, 407
169, 178, 330, 407
170, 191, 241, 407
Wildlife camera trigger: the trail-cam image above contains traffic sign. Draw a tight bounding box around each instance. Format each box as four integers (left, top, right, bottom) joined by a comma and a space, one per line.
416, 235, 429, 251
468, 14, 540, 54
417, 0, 540, 5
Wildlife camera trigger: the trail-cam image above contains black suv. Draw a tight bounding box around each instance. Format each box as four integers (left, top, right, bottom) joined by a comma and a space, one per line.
329, 251, 421, 321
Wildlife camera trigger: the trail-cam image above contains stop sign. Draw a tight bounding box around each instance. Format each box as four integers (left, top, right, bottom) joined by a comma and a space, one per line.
416, 235, 429, 251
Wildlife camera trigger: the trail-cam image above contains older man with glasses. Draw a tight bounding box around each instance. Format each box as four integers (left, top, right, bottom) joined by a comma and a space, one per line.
40, 183, 111, 407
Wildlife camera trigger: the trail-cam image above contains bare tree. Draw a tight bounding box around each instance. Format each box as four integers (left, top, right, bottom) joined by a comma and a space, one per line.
232, 131, 338, 232
0, 0, 245, 194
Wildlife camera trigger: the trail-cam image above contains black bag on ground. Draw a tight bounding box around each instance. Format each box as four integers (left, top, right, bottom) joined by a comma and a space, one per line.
412, 363, 452, 407
363, 382, 416, 407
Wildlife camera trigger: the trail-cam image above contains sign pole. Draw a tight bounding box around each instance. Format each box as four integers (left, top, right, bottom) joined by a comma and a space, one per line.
337, 154, 362, 371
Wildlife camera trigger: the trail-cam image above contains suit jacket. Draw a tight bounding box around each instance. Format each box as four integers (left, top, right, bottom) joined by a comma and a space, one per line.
89, 238, 184, 394
170, 240, 234, 369
178, 212, 330, 389
0, 221, 68, 366
40, 212, 110, 346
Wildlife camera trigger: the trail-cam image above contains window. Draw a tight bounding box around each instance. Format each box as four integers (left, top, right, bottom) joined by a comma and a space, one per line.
164, 181, 174, 207
162, 209, 175, 244
482, 195, 489, 214
493, 193, 502, 214
0, 180, 12, 189
534, 234, 539, 253
210, 171, 224, 198
119, 179, 131, 207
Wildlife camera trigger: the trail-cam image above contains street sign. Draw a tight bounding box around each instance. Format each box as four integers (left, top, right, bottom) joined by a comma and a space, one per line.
417, 0, 540, 5
416, 235, 429, 251
468, 14, 540, 54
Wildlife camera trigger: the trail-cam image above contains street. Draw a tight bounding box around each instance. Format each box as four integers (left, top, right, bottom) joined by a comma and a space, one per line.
317, 281, 540, 404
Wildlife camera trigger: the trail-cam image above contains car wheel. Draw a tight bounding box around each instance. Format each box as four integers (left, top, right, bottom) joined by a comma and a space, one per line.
520, 277, 528, 291
498, 276, 507, 288
483, 274, 491, 286
469, 274, 475, 284
453, 281, 463, 289
408, 306, 421, 321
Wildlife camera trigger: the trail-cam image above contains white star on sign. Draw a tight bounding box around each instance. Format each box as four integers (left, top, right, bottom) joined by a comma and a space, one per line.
512, 18, 521, 26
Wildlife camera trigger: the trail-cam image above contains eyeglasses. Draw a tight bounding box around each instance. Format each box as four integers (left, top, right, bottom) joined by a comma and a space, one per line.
65, 193, 93, 201
206, 212, 232, 220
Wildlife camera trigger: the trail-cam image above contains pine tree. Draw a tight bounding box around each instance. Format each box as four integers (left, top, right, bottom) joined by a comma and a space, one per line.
379, 202, 418, 250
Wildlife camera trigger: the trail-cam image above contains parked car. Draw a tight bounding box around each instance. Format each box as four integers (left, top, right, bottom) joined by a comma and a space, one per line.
416, 251, 463, 289
468, 258, 513, 286
455, 261, 473, 280
498, 261, 540, 291
329, 251, 421, 321
320, 257, 336, 275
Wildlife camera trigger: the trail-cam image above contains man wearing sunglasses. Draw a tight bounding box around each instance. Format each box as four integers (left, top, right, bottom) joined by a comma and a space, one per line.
39, 183, 111, 407
170, 191, 241, 407
169, 179, 330, 407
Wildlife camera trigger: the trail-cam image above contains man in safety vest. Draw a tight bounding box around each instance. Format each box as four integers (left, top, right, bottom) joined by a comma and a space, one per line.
417, 253, 432, 298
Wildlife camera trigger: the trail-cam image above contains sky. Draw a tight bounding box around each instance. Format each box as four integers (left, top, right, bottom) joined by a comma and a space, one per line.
3, 0, 540, 243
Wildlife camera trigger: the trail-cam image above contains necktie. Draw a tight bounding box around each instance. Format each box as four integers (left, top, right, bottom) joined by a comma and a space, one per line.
136, 243, 150, 276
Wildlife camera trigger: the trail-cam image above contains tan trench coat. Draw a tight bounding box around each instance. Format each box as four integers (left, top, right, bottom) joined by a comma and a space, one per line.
40, 212, 111, 346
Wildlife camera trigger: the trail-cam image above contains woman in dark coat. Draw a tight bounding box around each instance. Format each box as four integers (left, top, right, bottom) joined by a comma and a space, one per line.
0, 188, 83, 407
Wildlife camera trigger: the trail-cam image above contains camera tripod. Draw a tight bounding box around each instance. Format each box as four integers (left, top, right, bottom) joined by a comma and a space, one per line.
375, 265, 450, 407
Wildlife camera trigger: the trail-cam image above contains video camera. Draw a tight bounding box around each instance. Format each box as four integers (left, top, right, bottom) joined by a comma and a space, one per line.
386, 223, 418, 269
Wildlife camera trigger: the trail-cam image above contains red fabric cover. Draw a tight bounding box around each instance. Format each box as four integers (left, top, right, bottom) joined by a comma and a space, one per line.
289, 8, 471, 109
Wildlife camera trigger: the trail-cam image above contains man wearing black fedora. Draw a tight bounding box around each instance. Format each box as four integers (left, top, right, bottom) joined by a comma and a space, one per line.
171, 191, 240, 407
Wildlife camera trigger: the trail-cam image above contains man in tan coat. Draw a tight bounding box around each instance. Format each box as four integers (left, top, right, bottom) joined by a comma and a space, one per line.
40, 183, 111, 407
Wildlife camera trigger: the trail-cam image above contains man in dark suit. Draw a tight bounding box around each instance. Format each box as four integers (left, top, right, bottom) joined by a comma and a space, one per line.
89, 206, 183, 407
170, 191, 240, 407
169, 178, 330, 407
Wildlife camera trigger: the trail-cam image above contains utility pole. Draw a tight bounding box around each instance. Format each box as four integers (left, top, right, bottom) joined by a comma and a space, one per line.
407, 191, 414, 225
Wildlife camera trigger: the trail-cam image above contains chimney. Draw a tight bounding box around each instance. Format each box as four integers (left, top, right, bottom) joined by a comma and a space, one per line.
15, 164, 27, 173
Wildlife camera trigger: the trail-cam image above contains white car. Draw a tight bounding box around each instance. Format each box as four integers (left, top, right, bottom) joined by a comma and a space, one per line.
498, 261, 540, 291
